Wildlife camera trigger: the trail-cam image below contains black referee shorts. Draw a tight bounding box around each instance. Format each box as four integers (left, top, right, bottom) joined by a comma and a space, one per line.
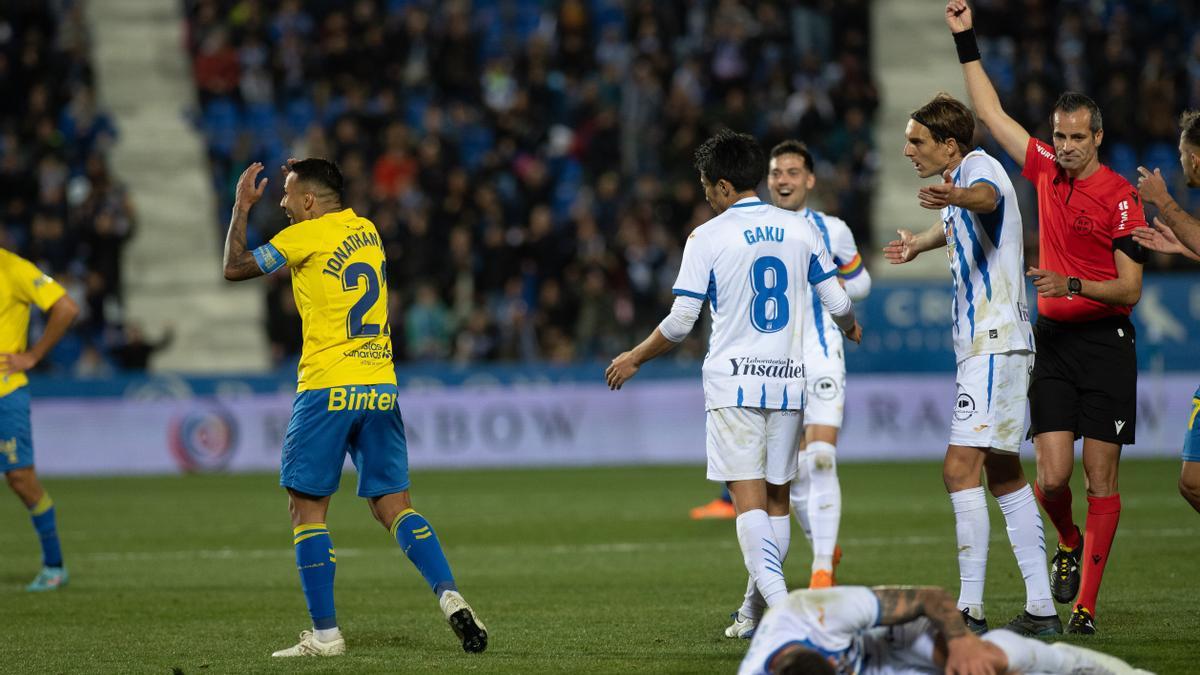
1028, 315, 1137, 445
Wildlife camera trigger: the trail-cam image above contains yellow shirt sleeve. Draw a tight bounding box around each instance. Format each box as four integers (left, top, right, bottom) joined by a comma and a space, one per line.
10, 256, 66, 311
268, 221, 319, 268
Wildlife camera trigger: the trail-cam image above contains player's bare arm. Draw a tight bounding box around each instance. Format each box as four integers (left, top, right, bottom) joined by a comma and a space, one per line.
223, 162, 269, 281
919, 171, 999, 213
0, 294, 79, 375
873, 586, 999, 675
883, 224, 947, 264
1026, 249, 1143, 305
946, 1, 1031, 166
1133, 218, 1200, 262
606, 329, 676, 390
1138, 166, 1200, 256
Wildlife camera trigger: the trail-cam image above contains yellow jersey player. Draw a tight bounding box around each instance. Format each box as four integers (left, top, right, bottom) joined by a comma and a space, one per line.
0, 248, 79, 591
221, 159, 486, 657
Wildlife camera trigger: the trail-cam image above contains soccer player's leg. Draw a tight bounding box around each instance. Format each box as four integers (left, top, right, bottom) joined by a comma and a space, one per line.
800, 369, 844, 587
944, 355, 998, 632
1179, 389, 1200, 513
713, 408, 792, 631
356, 385, 486, 654
984, 628, 1148, 674
982, 352, 1058, 636
273, 388, 350, 657
0, 388, 66, 592
1028, 344, 1084, 606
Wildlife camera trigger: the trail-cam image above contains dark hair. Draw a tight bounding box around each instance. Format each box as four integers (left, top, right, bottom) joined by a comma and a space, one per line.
1052, 92, 1103, 133
772, 646, 837, 675
693, 129, 766, 192
290, 158, 344, 201
770, 140, 815, 172
911, 93, 975, 150
1181, 110, 1200, 149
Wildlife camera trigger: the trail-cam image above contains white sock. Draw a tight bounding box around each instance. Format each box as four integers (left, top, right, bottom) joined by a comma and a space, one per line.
737, 516, 791, 620
735, 509, 788, 608
949, 486, 989, 617
789, 459, 813, 543
805, 442, 841, 572
314, 627, 341, 642
996, 484, 1055, 617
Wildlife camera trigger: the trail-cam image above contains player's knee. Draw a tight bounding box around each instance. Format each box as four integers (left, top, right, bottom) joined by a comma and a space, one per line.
1037, 473, 1070, 496
804, 442, 837, 474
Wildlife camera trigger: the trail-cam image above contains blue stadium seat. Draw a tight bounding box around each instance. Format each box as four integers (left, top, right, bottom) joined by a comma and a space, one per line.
1144, 143, 1180, 184
283, 98, 316, 137
202, 98, 239, 156
1106, 142, 1138, 183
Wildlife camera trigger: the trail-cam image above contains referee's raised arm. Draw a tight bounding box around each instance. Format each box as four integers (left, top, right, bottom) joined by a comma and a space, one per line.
945, 0, 1031, 166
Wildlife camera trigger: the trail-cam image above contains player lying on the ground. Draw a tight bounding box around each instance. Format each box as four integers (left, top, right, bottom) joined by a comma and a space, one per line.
1131, 108, 1200, 515
739, 585, 1151, 675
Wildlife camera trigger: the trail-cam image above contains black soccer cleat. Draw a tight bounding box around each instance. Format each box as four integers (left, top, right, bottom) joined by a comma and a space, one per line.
1003, 610, 1063, 637
1066, 605, 1096, 635
1050, 528, 1083, 604
448, 607, 488, 653
961, 608, 988, 635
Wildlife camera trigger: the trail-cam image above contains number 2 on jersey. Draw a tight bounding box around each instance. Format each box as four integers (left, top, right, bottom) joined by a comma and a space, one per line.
342, 261, 389, 338
750, 256, 789, 333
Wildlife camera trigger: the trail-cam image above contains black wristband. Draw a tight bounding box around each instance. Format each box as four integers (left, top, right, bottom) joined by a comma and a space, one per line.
953, 28, 981, 64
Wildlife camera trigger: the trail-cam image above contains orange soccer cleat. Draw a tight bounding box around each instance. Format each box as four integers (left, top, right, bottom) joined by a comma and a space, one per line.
809, 569, 834, 589
690, 498, 736, 520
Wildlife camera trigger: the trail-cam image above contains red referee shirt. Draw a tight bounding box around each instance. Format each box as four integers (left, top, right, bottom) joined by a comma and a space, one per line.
1022, 138, 1146, 322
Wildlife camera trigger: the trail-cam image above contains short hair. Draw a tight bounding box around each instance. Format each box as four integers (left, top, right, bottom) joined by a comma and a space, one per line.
772, 646, 837, 675
290, 158, 344, 201
1052, 92, 1103, 133
770, 140, 815, 172
693, 129, 766, 192
1181, 110, 1200, 149
911, 93, 975, 150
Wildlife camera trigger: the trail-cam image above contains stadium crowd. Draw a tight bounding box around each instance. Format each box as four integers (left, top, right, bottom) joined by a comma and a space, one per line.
0, 1, 143, 375
184, 0, 880, 366
973, 0, 1200, 269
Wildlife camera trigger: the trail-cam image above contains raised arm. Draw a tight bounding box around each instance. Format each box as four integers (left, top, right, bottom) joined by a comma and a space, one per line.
223, 163, 269, 281
946, 1, 1031, 166
918, 170, 1000, 214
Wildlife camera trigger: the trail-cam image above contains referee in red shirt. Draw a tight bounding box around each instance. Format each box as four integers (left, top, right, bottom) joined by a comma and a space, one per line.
945, 1, 1147, 635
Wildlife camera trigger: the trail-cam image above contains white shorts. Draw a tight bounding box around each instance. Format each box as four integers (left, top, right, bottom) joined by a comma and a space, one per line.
804, 364, 845, 429
949, 351, 1033, 454
706, 407, 802, 484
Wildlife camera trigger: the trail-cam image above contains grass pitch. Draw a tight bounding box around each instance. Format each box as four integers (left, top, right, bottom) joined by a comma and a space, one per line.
1, 459, 1196, 673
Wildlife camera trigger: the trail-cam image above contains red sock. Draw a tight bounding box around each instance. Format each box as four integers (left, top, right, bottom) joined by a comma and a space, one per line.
1035, 482, 1081, 549
1077, 493, 1122, 616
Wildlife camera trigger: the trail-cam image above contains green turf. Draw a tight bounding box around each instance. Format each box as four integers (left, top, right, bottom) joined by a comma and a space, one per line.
1, 459, 1196, 673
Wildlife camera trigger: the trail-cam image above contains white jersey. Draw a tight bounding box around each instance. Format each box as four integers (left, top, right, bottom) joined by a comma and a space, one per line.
739, 587, 878, 675
943, 149, 1034, 361
672, 197, 840, 411
800, 208, 866, 365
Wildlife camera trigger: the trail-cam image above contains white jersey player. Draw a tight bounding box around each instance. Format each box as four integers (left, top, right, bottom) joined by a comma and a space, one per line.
607, 130, 861, 615
886, 95, 1056, 636
726, 141, 873, 640
739, 586, 1148, 675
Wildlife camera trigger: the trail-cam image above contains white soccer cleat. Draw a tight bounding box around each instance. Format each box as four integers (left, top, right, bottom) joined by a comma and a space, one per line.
270, 630, 346, 657
1050, 642, 1152, 675
724, 611, 757, 639
439, 590, 488, 653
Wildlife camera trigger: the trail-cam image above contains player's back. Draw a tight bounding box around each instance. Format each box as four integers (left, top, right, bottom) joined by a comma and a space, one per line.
265, 208, 395, 391
682, 198, 833, 410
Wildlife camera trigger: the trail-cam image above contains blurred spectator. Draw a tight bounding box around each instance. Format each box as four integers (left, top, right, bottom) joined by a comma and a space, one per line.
184, 0, 880, 365
0, 1, 133, 372
110, 322, 175, 371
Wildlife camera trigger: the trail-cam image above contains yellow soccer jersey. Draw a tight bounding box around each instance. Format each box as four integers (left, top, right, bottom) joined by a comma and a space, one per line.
0, 250, 67, 397
254, 208, 396, 391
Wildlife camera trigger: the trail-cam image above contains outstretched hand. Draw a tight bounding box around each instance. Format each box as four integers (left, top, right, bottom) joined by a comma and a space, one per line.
945, 0, 973, 32
1132, 217, 1185, 255
918, 170, 956, 210
883, 229, 918, 264
234, 162, 268, 211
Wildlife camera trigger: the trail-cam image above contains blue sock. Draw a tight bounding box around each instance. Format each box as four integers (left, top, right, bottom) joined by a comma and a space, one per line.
721, 486, 733, 504
391, 509, 457, 596
293, 523, 337, 630
30, 493, 63, 568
